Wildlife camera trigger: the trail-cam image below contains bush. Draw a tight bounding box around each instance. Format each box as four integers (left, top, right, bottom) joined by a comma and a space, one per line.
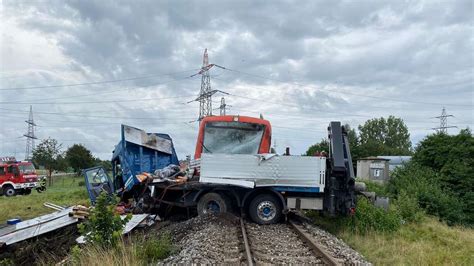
348, 197, 401, 233
411, 129, 473, 225
78, 180, 85, 186
393, 190, 424, 223
78, 192, 130, 248
359, 179, 389, 196
0, 259, 13, 266
388, 162, 465, 225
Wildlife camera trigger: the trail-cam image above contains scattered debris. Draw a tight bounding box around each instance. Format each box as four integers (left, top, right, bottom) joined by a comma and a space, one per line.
0, 207, 79, 247
69, 205, 90, 219
43, 202, 65, 211
75, 214, 159, 244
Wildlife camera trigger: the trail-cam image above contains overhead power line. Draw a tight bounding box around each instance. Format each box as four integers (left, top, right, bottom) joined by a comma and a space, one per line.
0, 69, 199, 91
4, 75, 197, 104
0, 107, 196, 120
223, 68, 471, 107
0, 95, 194, 105
226, 93, 371, 118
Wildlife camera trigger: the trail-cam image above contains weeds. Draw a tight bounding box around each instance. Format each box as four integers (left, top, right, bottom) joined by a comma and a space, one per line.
307, 196, 401, 234
0, 259, 13, 266
69, 241, 139, 266
135, 233, 174, 263
69, 233, 174, 265
349, 197, 401, 233
393, 190, 424, 223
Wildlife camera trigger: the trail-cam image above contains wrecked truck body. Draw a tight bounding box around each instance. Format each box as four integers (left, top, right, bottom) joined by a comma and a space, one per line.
84, 116, 358, 224
84, 124, 179, 204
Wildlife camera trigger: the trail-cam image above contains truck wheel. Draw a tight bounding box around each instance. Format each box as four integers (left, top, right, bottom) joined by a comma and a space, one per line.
197, 192, 230, 215
23, 189, 32, 195
249, 194, 282, 224
3, 186, 16, 197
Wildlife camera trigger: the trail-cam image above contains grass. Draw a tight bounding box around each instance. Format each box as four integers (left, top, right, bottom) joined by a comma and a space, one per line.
0, 175, 90, 223
315, 215, 474, 265
64, 233, 173, 265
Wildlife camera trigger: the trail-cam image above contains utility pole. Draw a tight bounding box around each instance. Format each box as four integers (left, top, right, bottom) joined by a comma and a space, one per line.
24, 105, 37, 161
432, 107, 456, 134
219, 97, 227, 116
190, 49, 227, 122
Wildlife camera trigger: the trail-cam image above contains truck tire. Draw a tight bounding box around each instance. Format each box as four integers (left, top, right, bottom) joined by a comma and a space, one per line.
197, 192, 231, 215
3, 186, 16, 197
248, 194, 282, 224
23, 189, 32, 195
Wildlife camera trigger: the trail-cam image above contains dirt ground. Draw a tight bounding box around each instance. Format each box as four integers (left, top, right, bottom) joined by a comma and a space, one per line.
0, 225, 79, 265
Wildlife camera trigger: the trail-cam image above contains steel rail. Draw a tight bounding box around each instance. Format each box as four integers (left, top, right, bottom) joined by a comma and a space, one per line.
240, 218, 254, 266
288, 220, 341, 266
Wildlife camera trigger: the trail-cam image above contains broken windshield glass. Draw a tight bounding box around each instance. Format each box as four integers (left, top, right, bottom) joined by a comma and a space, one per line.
202, 121, 265, 154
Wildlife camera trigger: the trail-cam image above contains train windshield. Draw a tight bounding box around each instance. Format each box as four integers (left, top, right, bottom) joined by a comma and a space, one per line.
202, 121, 265, 154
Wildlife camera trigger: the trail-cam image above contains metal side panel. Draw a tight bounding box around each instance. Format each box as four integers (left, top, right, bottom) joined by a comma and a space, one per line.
0, 208, 78, 246
123, 125, 172, 154
200, 177, 255, 188
287, 197, 323, 210
200, 154, 326, 190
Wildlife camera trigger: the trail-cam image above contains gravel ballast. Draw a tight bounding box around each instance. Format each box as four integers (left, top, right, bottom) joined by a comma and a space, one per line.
160, 215, 242, 264
303, 223, 371, 265
157, 214, 371, 265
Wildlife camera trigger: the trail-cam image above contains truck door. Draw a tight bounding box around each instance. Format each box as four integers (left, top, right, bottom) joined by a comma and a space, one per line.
83, 166, 114, 204
7, 165, 19, 179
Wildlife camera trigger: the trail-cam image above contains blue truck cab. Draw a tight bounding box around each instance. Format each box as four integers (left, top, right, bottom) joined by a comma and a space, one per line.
83, 124, 179, 203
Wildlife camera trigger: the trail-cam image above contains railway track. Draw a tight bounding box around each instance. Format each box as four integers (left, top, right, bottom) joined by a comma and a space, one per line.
161, 214, 363, 265
239, 218, 341, 265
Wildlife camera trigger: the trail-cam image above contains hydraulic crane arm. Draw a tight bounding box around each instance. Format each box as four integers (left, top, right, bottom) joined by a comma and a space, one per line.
325, 122, 356, 216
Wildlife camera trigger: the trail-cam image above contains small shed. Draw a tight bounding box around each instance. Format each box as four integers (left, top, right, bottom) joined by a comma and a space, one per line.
356, 157, 390, 182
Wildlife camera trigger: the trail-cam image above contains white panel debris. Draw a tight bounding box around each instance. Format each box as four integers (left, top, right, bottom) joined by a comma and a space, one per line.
0, 207, 78, 246
123, 125, 172, 154
76, 214, 158, 244
199, 154, 326, 190
122, 214, 149, 234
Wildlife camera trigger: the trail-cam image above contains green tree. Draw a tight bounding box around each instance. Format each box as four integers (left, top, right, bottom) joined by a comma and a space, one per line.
305, 125, 361, 160
345, 124, 362, 160
358, 116, 412, 157
94, 157, 112, 172
32, 138, 63, 186
66, 144, 95, 174
305, 138, 329, 156
413, 128, 474, 224
55, 154, 69, 172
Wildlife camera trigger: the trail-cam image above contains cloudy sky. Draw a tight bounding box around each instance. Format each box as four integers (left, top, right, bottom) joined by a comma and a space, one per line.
1, 0, 473, 160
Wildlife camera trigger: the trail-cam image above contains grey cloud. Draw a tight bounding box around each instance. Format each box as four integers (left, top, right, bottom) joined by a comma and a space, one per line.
0, 0, 472, 160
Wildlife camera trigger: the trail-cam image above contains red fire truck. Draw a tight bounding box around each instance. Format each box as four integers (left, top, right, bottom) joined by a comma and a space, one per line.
0, 157, 38, 196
